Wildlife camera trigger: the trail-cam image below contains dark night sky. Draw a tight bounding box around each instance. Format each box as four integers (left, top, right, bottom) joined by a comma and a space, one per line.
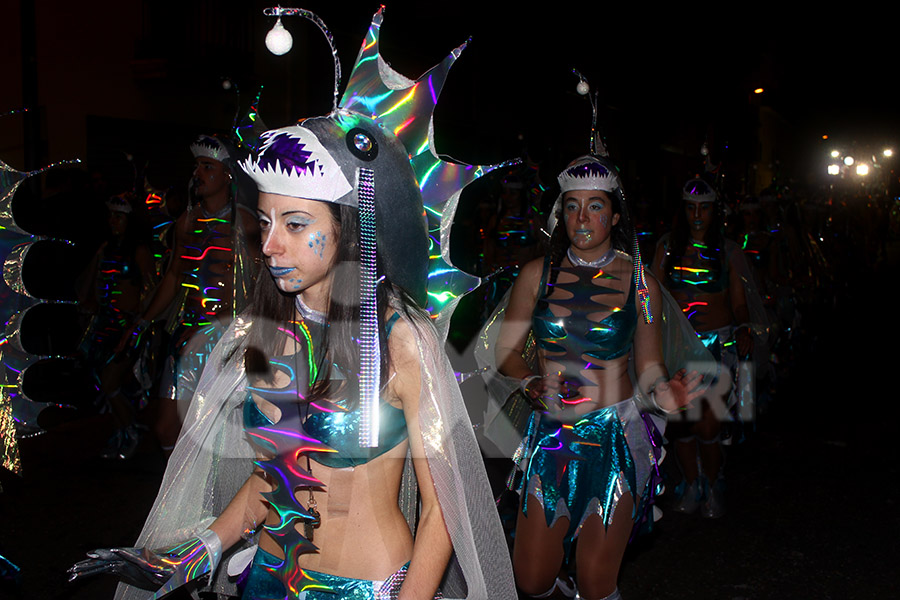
283, 2, 898, 181
5, 1, 897, 194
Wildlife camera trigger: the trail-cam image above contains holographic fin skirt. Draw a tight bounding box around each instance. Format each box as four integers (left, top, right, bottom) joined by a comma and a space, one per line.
522, 397, 664, 551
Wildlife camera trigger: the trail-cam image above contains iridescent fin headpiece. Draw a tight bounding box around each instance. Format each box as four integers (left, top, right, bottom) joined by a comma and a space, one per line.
245, 7, 511, 449
233, 87, 269, 155
1, 111, 81, 474
340, 7, 511, 323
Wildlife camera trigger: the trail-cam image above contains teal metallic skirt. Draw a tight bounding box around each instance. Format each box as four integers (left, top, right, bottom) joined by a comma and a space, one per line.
242, 547, 436, 600
522, 397, 664, 551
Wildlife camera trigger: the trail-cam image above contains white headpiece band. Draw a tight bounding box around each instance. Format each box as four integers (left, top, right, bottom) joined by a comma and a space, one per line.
239, 124, 353, 206
682, 178, 717, 203
191, 135, 231, 163
557, 155, 620, 194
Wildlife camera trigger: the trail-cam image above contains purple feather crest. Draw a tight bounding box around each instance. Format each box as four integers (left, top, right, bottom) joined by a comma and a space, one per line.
257, 131, 321, 177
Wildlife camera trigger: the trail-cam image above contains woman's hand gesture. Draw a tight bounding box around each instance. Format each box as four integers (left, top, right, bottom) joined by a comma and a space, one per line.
652, 369, 704, 413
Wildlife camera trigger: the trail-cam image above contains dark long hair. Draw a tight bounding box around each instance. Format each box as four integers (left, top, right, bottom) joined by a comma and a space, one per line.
241, 203, 408, 408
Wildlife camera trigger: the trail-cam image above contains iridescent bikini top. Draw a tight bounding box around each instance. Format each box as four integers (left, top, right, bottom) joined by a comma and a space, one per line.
243, 313, 408, 468
531, 253, 637, 381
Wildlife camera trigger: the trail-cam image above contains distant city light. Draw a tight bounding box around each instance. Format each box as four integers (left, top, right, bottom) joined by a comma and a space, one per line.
843, 156, 855, 166
830, 150, 840, 158
827, 164, 840, 175
822, 135, 829, 140
753, 88, 764, 94
884, 148, 894, 157
856, 164, 869, 176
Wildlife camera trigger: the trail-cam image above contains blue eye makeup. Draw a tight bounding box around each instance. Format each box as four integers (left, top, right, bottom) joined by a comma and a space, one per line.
286, 214, 315, 232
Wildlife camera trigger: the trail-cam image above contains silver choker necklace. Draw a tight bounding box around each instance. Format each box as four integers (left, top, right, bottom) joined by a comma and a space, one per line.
567, 247, 616, 269
295, 295, 327, 324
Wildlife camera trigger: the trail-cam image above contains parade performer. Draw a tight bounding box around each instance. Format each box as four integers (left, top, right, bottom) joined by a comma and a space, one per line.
121, 133, 258, 453
481, 154, 707, 600
651, 178, 767, 518
477, 73, 713, 599
78, 193, 156, 459
70, 8, 515, 600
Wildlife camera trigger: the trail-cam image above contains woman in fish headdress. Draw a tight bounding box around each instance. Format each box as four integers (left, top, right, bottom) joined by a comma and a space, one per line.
69, 9, 515, 600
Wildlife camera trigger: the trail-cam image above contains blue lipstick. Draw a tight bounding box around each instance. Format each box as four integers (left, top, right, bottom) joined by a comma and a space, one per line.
267, 266, 294, 277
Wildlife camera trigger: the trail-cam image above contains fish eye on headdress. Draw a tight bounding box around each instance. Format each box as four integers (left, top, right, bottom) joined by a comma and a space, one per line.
346, 128, 378, 161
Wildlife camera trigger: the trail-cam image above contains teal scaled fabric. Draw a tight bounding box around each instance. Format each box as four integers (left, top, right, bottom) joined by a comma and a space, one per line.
522, 404, 638, 554
531, 260, 638, 371
242, 394, 408, 468
301, 401, 407, 468
243, 547, 382, 600
243, 312, 408, 468
531, 276, 637, 362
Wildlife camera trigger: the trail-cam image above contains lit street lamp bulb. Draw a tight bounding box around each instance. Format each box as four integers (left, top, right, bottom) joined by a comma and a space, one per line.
266, 17, 293, 55
856, 164, 869, 176
830, 150, 840, 158
827, 164, 840, 175
843, 156, 854, 166
884, 148, 893, 157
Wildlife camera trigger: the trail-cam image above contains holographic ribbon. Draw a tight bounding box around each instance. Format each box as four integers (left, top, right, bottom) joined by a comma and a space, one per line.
358, 167, 379, 448
631, 231, 653, 324
341, 8, 514, 322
